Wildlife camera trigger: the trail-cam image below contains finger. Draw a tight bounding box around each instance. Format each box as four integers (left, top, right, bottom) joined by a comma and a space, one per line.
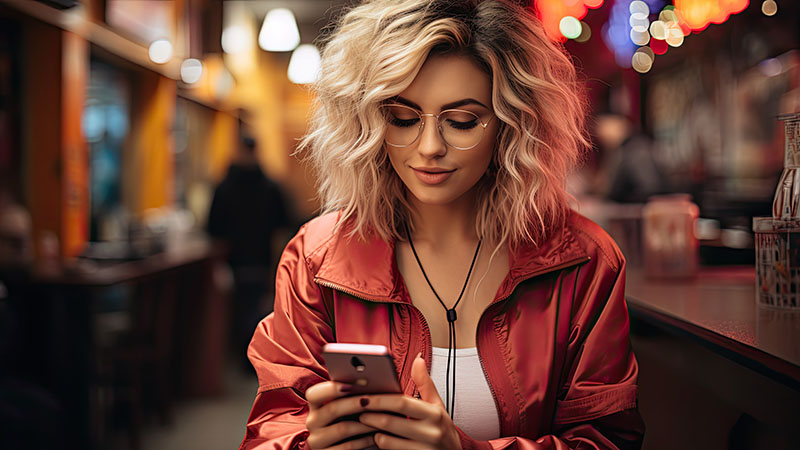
359, 412, 443, 444
410, 353, 445, 410
309, 394, 385, 430
306, 381, 354, 408
359, 394, 440, 421
306, 421, 376, 450
373, 432, 432, 450
326, 433, 375, 450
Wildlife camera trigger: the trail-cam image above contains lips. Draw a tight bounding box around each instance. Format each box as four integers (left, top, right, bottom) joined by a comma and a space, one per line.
411, 167, 455, 185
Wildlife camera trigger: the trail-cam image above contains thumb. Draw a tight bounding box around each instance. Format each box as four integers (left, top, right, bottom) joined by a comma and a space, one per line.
411, 352, 445, 409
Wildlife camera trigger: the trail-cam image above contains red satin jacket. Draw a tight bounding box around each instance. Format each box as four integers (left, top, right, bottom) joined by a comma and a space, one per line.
240, 211, 644, 449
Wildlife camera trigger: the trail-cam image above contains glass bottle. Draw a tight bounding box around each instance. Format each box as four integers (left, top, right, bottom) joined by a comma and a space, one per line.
772, 113, 800, 219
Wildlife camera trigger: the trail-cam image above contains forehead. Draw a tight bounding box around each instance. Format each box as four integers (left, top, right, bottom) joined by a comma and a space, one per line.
399, 53, 492, 110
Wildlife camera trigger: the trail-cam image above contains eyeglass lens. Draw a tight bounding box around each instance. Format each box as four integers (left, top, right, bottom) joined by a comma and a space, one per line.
381, 104, 486, 149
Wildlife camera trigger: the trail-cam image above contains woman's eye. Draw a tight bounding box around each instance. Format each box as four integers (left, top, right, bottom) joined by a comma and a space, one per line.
445, 118, 479, 130
390, 117, 420, 128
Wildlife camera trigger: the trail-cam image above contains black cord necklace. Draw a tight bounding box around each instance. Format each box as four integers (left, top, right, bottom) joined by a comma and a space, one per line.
404, 223, 481, 419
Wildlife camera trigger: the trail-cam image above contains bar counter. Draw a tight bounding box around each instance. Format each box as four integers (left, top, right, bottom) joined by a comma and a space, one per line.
626, 266, 800, 449
0, 237, 228, 450
626, 266, 800, 389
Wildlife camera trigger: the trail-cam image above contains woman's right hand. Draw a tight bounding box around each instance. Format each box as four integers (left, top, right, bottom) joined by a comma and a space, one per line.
305, 381, 378, 449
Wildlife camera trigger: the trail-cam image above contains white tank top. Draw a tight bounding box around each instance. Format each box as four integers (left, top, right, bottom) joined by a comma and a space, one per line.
430, 346, 501, 441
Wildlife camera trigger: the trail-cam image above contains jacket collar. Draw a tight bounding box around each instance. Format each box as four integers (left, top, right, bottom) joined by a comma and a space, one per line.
314, 212, 589, 304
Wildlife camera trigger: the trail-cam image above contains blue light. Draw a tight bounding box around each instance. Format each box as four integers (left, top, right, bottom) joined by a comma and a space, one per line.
602, 0, 665, 69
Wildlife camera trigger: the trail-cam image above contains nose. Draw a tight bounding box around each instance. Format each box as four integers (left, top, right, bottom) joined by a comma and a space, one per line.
416, 114, 447, 158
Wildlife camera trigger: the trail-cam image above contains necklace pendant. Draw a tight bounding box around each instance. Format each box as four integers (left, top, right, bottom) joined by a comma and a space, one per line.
446, 308, 457, 322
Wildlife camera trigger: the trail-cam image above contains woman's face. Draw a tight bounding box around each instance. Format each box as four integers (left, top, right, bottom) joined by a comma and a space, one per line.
385, 53, 498, 208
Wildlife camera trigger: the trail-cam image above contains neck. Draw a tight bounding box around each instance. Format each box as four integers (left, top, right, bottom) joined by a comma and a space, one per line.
406, 188, 479, 249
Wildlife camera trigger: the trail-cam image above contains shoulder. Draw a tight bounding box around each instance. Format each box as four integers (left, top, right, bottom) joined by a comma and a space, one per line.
562, 210, 624, 273
283, 211, 342, 273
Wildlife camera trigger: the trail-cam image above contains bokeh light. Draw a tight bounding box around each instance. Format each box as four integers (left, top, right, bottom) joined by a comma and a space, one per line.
632, 47, 654, 73
575, 21, 592, 43
630, 0, 650, 16
221, 25, 251, 54
180, 59, 203, 84
650, 38, 668, 55
762, 0, 777, 16
560, 16, 583, 39
665, 21, 685, 46
630, 29, 651, 46
148, 39, 173, 64
650, 20, 667, 40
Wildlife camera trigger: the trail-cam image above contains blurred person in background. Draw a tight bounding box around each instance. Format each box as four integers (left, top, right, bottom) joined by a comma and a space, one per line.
206, 135, 290, 373
240, 1, 643, 449
593, 113, 668, 203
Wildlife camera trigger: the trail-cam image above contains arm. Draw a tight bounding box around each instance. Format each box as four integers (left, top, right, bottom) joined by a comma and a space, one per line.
460, 261, 644, 450
239, 226, 334, 450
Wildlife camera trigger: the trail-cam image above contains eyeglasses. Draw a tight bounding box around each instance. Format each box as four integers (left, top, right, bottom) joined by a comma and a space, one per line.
379, 103, 494, 150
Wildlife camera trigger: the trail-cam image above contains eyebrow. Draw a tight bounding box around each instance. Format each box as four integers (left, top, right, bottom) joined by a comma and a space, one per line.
393, 96, 489, 111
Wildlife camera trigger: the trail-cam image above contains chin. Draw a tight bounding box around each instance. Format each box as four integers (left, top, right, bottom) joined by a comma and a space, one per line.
407, 186, 466, 206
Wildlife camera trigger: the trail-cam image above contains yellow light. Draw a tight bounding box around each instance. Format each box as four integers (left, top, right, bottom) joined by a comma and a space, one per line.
665, 22, 685, 47
632, 47, 654, 74
659, 9, 679, 23
575, 22, 592, 43
650, 21, 667, 40
762, 0, 778, 16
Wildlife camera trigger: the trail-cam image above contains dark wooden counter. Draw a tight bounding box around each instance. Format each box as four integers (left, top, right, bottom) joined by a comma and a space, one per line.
625, 266, 800, 389
0, 237, 228, 450
626, 266, 800, 449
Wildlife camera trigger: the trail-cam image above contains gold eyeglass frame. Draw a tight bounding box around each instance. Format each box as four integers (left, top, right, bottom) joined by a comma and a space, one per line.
380, 103, 494, 150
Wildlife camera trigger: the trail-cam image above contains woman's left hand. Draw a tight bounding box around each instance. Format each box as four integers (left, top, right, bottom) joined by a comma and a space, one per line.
357, 353, 462, 450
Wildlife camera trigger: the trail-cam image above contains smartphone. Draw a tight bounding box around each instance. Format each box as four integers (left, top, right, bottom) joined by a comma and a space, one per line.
321, 343, 402, 449
322, 343, 402, 395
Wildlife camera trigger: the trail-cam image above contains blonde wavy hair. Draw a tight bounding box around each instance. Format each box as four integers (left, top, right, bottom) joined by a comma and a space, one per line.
299, 0, 589, 248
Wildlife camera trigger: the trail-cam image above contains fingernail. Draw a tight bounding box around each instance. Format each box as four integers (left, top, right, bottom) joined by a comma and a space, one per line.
360, 397, 370, 407
415, 351, 423, 361
338, 384, 354, 393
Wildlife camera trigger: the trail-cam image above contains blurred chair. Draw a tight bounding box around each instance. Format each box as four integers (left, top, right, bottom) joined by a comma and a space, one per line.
98, 273, 179, 450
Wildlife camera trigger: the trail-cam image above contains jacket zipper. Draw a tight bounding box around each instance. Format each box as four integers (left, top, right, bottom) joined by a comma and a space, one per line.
475, 255, 590, 435
313, 278, 433, 392
316, 254, 590, 422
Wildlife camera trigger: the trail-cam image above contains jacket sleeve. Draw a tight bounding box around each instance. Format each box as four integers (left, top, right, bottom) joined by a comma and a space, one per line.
239, 226, 334, 450
459, 260, 644, 450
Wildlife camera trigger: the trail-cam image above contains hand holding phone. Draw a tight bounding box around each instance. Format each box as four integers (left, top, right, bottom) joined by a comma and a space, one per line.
321, 343, 401, 395
304, 343, 402, 449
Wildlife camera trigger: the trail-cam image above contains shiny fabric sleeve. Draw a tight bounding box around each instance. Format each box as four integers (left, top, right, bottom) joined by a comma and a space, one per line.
239, 226, 334, 450
459, 260, 644, 450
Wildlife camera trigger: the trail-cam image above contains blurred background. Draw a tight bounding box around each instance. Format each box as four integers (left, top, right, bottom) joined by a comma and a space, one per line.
0, 1, 798, 449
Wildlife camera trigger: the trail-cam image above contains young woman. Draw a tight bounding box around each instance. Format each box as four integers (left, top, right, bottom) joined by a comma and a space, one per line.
240, 1, 643, 449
